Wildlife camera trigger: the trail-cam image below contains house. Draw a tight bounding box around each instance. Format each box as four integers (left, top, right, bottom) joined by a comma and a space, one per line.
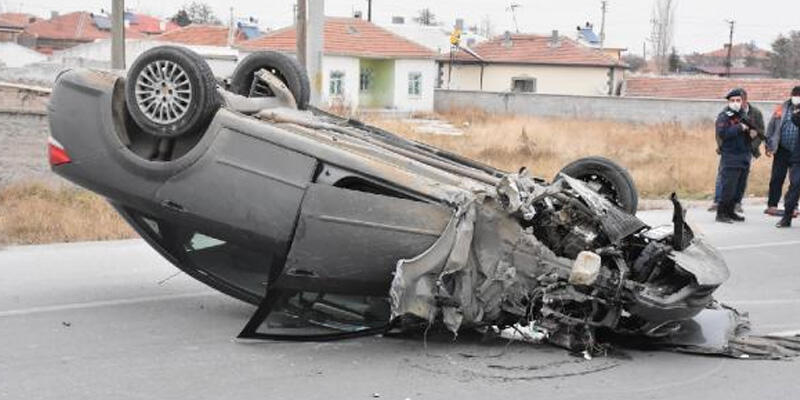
622, 76, 798, 102
440, 31, 627, 96
685, 43, 770, 70
382, 20, 487, 54
574, 22, 625, 62
0, 13, 37, 42
238, 17, 438, 112
17, 11, 175, 54
686, 65, 771, 79
155, 23, 256, 47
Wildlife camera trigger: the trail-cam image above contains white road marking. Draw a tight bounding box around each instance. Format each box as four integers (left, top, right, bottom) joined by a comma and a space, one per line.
0, 292, 217, 318
717, 240, 800, 251
767, 329, 800, 337
723, 298, 800, 305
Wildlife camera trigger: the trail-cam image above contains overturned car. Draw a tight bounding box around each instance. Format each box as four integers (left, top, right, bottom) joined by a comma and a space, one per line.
47, 46, 799, 358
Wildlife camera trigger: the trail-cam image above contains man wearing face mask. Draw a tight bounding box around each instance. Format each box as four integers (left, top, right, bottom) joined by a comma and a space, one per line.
715, 88, 758, 223
764, 86, 800, 218
776, 90, 800, 227
710, 88, 764, 213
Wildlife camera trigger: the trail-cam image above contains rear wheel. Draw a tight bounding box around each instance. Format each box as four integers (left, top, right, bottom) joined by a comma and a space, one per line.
556, 156, 638, 214
230, 51, 310, 109
124, 46, 221, 161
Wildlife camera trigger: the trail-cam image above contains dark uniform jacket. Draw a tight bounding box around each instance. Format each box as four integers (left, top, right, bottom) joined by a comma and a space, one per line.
717, 104, 764, 158
716, 107, 753, 168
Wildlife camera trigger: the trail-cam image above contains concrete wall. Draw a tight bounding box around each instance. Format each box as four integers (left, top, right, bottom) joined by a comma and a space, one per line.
392, 58, 436, 112
435, 89, 782, 124
441, 63, 614, 96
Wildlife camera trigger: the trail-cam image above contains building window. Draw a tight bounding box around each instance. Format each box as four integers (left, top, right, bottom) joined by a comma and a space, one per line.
330, 71, 345, 96
511, 77, 536, 93
359, 67, 373, 92
408, 72, 422, 97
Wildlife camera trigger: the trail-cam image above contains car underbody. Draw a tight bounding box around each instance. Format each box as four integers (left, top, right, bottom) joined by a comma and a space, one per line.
47, 47, 800, 359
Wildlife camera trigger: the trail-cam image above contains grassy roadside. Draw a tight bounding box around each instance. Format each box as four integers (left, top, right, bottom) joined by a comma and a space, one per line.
0, 182, 135, 246
363, 110, 772, 200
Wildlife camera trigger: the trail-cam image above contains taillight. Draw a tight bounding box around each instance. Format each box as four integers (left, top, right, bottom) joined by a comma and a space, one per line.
48, 137, 71, 166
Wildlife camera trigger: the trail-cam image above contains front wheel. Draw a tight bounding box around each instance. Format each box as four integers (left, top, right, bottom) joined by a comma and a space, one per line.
556, 156, 638, 214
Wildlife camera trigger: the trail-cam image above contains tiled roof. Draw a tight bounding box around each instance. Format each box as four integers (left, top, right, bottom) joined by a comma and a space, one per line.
156, 24, 245, 46
443, 34, 624, 67
238, 17, 436, 59
23, 11, 145, 41
702, 43, 770, 59
693, 66, 770, 76
0, 13, 37, 28
623, 76, 799, 101
129, 13, 179, 35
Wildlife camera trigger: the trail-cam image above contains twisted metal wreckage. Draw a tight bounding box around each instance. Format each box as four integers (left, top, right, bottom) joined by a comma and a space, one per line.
48, 46, 800, 359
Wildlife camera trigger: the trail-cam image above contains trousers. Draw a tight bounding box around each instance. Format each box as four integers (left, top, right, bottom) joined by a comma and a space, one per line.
767, 146, 793, 207
718, 166, 748, 215
715, 161, 749, 204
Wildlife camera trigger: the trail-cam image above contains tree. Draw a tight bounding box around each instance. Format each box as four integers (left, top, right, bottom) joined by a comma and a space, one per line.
622, 54, 646, 73
649, 0, 676, 75
768, 31, 800, 79
414, 8, 437, 26
171, 2, 221, 26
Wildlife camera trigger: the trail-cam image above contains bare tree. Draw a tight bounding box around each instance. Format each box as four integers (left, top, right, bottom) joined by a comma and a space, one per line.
413, 8, 437, 26
480, 14, 494, 38
649, 0, 676, 74
171, 2, 222, 26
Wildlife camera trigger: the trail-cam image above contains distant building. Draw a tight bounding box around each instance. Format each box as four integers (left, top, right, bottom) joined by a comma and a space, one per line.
574, 22, 626, 62
239, 17, 437, 112
0, 13, 38, 43
382, 20, 487, 54
440, 31, 627, 96
17, 11, 177, 54
685, 42, 771, 72
622, 76, 798, 102
156, 23, 261, 47
686, 65, 771, 79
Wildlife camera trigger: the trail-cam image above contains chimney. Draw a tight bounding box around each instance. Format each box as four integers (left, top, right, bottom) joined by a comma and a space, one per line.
502, 31, 512, 48
353, 10, 363, 19
550, 30, 560, 47
455, 18, 464, 31
391, 16, 404, 24
50, 11, 59, 19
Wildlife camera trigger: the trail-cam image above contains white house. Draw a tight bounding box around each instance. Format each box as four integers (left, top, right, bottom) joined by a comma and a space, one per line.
440, 31, 628, 96
239, 17, 437, 112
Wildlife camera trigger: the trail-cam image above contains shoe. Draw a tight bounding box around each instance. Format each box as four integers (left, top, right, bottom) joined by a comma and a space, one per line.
708, 203, 718, 212
765, 207, 781, 216
716, 214, 733, 223
776, 218, 792, 228
735, 203, 743, 214
728, 212, 745, 222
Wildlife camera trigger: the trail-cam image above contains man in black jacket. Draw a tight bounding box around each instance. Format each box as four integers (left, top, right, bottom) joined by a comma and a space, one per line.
716, 88, 758, 223
765, 86, 800, 217
776, 102, 800, 227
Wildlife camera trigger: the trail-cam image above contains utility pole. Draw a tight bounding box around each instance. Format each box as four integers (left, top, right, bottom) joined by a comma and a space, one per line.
507, 3, 521, 33
111, 0, 125, 70
642, 40, 646, 60
296, 0, 306, 68
227, 7, 235, 47
725, 19, 735, 78
367, 0, 372, 22
599, 0, 608, 49
300, 0, 323, 105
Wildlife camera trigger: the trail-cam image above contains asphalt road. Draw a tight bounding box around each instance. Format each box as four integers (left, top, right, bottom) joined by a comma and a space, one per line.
2, 205, 800, 400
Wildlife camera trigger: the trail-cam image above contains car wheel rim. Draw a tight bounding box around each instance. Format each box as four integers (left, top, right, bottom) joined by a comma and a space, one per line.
134, 60, 192, 125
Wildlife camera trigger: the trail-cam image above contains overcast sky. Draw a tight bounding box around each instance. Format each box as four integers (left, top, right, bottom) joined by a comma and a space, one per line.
3, 0, 797, 54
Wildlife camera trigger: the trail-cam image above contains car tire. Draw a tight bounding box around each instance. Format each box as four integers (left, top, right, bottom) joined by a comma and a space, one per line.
125, 46, 221, 138
230, 51, 310, 109
556, 156, 638, 214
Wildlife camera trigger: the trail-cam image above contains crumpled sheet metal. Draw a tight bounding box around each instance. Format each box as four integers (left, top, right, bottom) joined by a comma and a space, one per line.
389, 194, 572, 334
669, 237, 730, 286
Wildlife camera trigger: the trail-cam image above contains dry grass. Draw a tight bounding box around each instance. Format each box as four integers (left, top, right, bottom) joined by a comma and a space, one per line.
363, 109, 771, 200
0, 182, 135, 246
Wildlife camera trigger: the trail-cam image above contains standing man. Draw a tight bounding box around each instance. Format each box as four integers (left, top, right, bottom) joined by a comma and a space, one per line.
776, 104, 800, 228
716, 88, 758, 223
764, 86, 800, 217
710, 88, 764, 212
